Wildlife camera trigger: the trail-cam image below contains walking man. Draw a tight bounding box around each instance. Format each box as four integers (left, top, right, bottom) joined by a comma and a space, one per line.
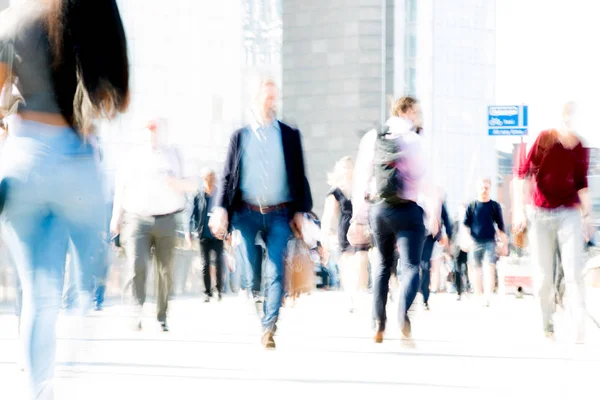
463, 178, 507, 307
349, 96, 439, 343
111, 119, 186, 331
209, 79, 313, 349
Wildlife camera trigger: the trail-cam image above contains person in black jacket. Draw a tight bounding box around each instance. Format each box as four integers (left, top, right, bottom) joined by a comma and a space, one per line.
189, 168, 223, 302
420, 198, 453, 310
209, 79, 313, 349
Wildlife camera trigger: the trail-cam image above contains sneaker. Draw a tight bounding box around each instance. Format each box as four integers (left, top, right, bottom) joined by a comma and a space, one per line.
401, 316, 412, 340
424, 302, 430, 311
203, 294, 210, 303
261, 331, 276, 349
217, 292, 223, 302
544, 323, 555, 340
160, 321, 169, 332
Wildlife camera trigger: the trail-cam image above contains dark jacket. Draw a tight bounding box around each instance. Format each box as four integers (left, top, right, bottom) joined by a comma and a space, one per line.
189, 190, 210, 237
216, 121, 313, 227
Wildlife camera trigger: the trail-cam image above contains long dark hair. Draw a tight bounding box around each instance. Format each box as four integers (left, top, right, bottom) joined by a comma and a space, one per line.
47, 0, 129, 134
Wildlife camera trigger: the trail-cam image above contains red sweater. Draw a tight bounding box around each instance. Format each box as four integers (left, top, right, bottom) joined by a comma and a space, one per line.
517, 130, 589, 209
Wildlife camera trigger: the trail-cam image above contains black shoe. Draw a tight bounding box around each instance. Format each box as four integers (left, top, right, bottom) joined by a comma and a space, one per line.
261, 331, 276, 349
424, 302, 430, 311
160, 321, 169, 332
217, 292, 223, 302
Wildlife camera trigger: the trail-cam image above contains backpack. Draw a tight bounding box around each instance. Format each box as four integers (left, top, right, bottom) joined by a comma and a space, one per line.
373, 127, 406, 205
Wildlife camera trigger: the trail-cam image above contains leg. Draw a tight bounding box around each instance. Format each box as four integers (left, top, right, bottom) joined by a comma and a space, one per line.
213, 239, 225, 296
469, 244, 485, 296
528, 210, 558, 333
482, 241, 497, 303
122, 215, 153, 309
153, 215, 176, 323
397, 230, 425, 332
370, 206, 396, 330
556, 209, 586, 341
420, 236, 435, 305
199, 239, 212, 297
232, 210, 262, 296
2, 210, 69, 400
262, 211, 292, 333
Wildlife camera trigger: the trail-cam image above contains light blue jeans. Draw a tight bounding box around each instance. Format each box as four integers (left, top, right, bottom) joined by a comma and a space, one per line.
528, 206, 586, 337
0, 119, 105, 399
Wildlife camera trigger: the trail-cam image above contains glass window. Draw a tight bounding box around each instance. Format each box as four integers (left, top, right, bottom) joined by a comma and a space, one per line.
406, 0, 417, 23
405, 34, 417, 59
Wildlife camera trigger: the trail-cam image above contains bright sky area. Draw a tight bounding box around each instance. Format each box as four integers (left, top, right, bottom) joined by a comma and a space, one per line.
495, 0, 599, 151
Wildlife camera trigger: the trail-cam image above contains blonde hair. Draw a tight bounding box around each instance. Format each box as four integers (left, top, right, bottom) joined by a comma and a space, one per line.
327, 156, 354, 190
390, 96, 418, 117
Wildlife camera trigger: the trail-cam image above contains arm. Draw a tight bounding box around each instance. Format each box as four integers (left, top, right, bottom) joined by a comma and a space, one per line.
441, 202, 453, 241
576, 146, 590, 216
351, 130, 377, 224
210, 130, 241, 239
293, 128, 313, 213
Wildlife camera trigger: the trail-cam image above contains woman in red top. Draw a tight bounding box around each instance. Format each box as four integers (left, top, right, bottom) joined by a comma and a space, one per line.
513, 102, 590, 342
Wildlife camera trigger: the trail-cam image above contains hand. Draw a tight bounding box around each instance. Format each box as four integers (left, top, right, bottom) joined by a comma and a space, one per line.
185, 233, 193, 249
209, 207, 228, 240
428, 217, 441, 238
439, 235, 449, 248
290, 212, 304, 239
512, 208, 527, 234
110, 216, 121, 236
583, 214, 593, 243
347, 221, 371, 247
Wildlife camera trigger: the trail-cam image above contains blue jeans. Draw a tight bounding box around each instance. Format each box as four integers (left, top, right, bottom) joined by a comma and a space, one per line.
370, 202, 425, 329
232, 207, 292, 332
0, 119, 105, 399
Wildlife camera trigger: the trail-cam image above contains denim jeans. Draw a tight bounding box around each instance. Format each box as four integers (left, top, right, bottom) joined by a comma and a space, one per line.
232, 207, 292, 332
0, 119, 105, 399
370, 202, 425, 329
420, 235, 436, 304
528, 206, 586, 336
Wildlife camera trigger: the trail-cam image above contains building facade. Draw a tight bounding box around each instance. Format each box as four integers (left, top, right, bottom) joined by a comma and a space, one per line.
281, 0, 497, 217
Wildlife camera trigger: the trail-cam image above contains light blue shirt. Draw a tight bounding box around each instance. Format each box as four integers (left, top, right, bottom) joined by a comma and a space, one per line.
240, 118, 291, 207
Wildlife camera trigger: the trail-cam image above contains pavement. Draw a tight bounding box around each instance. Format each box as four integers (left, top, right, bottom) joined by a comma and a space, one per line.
1, 291, 599, 400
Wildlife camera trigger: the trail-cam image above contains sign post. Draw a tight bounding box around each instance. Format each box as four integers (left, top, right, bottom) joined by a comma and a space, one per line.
488, 105, 528, 136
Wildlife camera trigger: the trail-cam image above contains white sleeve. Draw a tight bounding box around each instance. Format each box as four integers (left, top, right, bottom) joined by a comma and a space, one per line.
351, 129, 377, 224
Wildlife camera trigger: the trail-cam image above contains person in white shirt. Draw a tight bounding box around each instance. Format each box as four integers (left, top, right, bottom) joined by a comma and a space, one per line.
348, 96, 440, 344
110, 119, 187, 332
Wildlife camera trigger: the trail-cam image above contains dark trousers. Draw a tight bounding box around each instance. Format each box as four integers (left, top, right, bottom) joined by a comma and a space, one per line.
371, 202, 425, 329
455, 250, 469, 295
420, 235, 436, 304
200, 237, 224, 296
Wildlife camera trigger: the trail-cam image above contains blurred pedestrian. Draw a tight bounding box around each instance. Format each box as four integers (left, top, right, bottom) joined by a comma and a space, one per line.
209, 79, 313, 349
111, 119, 187, 332
513, 101, 589, 342
0, 1, 129, 398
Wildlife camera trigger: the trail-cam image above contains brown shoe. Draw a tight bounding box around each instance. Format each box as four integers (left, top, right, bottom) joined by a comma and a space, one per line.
374, 321, 385, 343
401, 317, 411, 340
261, 331, 276, 349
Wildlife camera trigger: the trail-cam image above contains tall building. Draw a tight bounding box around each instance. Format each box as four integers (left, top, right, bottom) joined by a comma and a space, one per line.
414, 0, 497, 216
282, 0, 395, 215
282, 0, 497, 216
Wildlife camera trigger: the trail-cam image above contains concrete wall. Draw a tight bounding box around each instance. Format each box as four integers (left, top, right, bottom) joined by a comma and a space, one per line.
282, 0, 394, 216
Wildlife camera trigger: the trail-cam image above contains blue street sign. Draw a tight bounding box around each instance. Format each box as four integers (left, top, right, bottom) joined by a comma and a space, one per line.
488, 105, 528, 136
